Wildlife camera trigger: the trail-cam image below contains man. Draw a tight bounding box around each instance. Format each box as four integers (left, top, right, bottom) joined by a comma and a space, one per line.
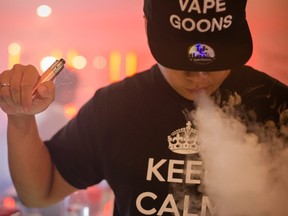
0, 0, 287, 215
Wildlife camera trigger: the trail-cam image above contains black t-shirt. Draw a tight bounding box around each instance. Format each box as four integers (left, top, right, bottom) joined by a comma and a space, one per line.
45, 65, 288, 215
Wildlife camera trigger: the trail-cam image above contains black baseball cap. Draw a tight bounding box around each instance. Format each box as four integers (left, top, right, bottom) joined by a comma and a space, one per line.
144, 0, 253, 71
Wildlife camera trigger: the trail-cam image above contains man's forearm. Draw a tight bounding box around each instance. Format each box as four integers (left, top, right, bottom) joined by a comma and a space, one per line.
0, 64, 76, 207
7, 115, 54, 207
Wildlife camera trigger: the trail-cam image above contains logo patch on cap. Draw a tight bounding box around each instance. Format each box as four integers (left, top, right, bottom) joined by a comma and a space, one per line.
188, 43, 215, 65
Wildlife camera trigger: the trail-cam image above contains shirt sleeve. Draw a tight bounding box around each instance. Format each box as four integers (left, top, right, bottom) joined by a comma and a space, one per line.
45, 89, 108, 189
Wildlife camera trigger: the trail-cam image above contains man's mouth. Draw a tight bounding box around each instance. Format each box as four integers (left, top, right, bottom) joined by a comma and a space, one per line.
187, 87, 208, 95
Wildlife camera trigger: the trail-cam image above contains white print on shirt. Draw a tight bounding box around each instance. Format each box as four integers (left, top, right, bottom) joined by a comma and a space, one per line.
135, 120, 217, 215
136, 192, 215, 216
146, 158, 202, 184
168, 121, 199, 155
135, 158, 215, 215
136, 158, 215, 216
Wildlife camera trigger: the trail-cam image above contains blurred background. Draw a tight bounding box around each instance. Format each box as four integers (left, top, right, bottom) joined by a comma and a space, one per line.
0, 0, 288, 215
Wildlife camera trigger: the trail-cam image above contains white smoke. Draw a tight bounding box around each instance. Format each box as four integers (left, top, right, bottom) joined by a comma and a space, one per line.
193, 92, 288, 216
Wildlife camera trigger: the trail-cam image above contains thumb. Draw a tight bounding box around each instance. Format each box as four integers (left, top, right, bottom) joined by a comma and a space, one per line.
36, 81, 55, 99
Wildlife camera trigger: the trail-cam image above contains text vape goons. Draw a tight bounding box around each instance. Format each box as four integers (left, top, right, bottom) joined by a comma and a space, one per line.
170, 0, 232, 33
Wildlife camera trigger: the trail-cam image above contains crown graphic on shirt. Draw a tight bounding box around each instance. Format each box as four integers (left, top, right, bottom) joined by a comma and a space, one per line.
168, 121, 199, 155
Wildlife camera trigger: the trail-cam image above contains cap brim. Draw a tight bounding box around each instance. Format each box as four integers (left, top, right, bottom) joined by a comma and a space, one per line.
147, 19, 253, 72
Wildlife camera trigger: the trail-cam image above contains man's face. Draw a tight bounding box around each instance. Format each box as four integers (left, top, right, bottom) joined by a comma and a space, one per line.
159, 64, 230, 101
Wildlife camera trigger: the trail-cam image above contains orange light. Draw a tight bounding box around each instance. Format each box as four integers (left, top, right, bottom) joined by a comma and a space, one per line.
3, 197, 16, 209
64, 103, 78, 120
51, 49, 63, 60
125, 52, 137, 77
66, 50, 79, 68
109, 51, 121, 83
8, 43, 21, 69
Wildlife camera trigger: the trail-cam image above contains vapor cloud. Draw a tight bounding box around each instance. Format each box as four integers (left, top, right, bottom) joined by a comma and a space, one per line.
192, 92, 288, 216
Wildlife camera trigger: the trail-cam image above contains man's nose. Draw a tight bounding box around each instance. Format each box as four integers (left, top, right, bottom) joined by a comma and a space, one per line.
185, 71, 208, 80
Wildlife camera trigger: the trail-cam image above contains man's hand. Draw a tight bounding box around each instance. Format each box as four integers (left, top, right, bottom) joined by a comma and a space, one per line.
0, 64, 55, 115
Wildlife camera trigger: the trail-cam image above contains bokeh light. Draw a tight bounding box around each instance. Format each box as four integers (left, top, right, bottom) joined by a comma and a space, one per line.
72, 55, 87, 70
40, 56, 57, 72
8, 43, 21, 55
8, 43, 21, 68
125, 52, 137, 77
37, 5, 52, 17
3, 196, 16, 209
109, 51, 121, 82
93, 56, 107, 69
64, 104, 78, 119
51, 49, 64, 60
